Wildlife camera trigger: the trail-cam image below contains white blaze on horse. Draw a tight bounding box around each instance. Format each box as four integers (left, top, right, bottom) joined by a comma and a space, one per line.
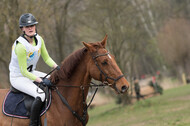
0, 35, 129, 126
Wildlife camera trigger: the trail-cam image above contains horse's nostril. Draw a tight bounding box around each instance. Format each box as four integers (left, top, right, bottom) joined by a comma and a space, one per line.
121, 85, 128, 93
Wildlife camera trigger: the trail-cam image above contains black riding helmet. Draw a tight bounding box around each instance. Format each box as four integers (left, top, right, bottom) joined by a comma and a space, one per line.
19, 13, 38, 28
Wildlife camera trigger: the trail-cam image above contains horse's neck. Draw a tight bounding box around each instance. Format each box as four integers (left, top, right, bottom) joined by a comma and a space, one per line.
54, 55, 91, 110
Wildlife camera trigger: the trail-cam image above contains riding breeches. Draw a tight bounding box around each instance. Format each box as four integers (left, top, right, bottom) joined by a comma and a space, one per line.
9, 70, 48, 102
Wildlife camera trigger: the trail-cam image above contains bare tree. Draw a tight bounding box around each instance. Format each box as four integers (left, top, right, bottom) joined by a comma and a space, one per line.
0, 0, 21, 87
157, 18, 190, 77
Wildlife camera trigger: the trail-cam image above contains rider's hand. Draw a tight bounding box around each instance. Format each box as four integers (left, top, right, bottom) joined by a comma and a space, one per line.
41, 78, 53, 87
55, 65, 60, 70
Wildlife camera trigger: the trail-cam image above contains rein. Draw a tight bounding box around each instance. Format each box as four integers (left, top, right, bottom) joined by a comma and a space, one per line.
53, 82, 108, 126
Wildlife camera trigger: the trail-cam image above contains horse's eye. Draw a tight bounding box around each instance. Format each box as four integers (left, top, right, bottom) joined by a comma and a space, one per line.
101, 61, 108, 65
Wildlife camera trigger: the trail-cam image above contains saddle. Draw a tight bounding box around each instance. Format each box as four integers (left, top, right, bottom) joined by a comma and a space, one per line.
2, 84, 51, 119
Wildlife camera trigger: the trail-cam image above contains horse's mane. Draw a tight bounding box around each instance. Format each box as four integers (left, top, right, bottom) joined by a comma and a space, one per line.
50, 47, 87, 83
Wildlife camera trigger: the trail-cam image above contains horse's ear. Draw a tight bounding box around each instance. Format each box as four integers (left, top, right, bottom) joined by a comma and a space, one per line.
101, 34, 107, 48
82, 42, 96, 52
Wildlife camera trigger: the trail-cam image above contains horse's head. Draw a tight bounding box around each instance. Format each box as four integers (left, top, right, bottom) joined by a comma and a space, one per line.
82, 35, 129, 94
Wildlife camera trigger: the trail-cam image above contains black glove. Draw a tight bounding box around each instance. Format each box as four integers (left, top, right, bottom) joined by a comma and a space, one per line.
41, 78, 53, 87
56, 65, 60, 70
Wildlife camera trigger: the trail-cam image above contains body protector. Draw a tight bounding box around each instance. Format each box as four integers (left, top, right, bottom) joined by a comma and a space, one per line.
9, 34, 42, 77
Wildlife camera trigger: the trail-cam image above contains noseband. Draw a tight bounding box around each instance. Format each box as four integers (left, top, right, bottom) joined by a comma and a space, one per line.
91, 51, 124, 87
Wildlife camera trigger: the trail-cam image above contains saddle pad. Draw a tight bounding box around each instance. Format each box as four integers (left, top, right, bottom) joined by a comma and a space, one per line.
2, 90, 51, 119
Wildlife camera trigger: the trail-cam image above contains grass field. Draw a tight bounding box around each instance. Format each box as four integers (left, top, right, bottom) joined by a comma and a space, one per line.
87, 84, 190, 126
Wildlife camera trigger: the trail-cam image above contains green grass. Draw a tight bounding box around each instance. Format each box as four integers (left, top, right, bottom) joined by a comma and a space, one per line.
87, 84, 190, 126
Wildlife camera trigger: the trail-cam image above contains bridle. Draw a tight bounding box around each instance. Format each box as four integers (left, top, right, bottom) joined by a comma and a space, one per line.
50, 51, 124, 126
91, 51, 124, 92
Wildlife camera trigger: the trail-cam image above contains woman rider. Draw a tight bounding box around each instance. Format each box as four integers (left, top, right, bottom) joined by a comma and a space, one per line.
9, 13, 59, 126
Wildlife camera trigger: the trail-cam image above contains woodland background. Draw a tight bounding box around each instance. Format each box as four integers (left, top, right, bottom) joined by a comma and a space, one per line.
0, 0, 190, 99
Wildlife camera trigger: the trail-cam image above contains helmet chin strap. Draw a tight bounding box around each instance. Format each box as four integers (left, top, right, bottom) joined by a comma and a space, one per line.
23, 29, 38, 38
23, 32, 37, 38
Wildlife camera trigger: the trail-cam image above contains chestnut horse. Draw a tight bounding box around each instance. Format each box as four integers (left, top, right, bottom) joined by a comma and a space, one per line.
0, 35, 129, 126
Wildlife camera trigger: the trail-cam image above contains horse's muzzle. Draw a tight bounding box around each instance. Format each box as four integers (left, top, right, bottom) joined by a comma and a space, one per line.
121, 85, 128, 93
113, 83, 129, 94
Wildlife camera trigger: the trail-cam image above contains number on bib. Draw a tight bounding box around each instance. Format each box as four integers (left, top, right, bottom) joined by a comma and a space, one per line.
27, 65, 33, 72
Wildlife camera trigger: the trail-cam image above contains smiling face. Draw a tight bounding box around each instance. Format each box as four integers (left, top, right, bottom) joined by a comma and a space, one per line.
83, 35, 130, 94
22, 25, 36, 37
